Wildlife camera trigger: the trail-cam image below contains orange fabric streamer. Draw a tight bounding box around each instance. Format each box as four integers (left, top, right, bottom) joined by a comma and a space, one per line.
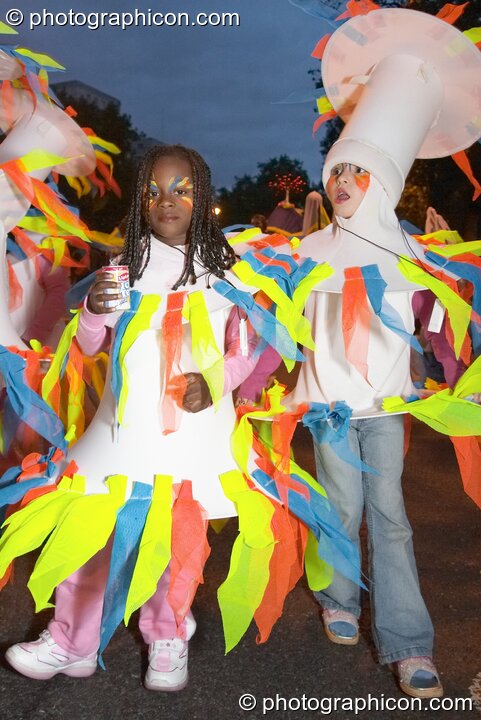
167, 481, 211, 634
32, 178, 90, 237
450, 435, 481, 509
1, 160, 35, 203
337, 0, 380, 20
312, 109, 337, 136
436, 2, 468, 24
11, 227, 40, 260
7, 260, 23, 312
311, 34, 331, 59
254, 506, 307, 644
342, 267, 371, 381
0, 565, 14, 592
96, 160, 121, 198
1, 80, 15, 129
161, 291, 187, 434
451, 151, 481, 201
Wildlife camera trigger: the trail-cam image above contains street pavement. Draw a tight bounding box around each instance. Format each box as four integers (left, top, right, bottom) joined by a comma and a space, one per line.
0, 421, 479, 720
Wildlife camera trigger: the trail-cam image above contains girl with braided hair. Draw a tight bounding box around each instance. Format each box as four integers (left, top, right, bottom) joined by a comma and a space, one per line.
5, 144, 263, 691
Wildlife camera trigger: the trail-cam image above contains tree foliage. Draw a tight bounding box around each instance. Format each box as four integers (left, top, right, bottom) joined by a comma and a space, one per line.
217, 155, 311, 227
54, 91, 144, 233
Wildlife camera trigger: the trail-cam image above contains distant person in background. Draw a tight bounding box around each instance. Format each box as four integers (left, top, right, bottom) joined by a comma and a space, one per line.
250, 213, 268, 233
411, 206, 466, 387
301, 190, 330, 237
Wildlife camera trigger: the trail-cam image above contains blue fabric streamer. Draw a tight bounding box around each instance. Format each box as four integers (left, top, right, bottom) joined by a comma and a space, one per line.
65, 271, 97, 310
212, 280, 304, 362
288, 0, 342, 28
222, 224, 255, 234
252, 468, 363, 587
240, 248, 297, 297
274, 89, 327, 105
302, 401, 379, 476
110, 290, 142, 409
0, 347, 67, 452
0, 446, 60, 526
360, 265, 423, 354
6, 238, 27, 261
98, 482, 152, 668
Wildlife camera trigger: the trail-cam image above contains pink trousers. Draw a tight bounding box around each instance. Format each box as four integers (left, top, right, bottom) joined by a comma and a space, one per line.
48, 539, 196, 656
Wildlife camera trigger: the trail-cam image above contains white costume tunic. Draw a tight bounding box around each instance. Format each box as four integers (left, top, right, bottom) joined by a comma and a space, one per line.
59, 239, 255, 518
289, 179, 420, 417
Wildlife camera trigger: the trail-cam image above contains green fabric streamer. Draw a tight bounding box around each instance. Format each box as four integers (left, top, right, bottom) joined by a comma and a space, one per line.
383, 356, 481, 436
28, 475, 128, 611
117, 295, 161, 425
397, 255, 472, 358
124, 474, 173, 625
217, 470, 275, 653
187, 291, 224, 407
304, 529, 334, 591
0, 476, 85, 581
41, 310, 80, 408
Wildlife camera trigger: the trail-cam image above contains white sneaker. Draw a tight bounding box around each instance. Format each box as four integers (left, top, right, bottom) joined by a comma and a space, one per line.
144, 638, 188, 692
6, 630, 98, 680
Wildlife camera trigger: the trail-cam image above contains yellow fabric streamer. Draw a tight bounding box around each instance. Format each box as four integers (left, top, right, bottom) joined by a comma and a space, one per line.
87, 135, 121, 155
397, 255, 472, 358
232, 260, 314, 358
426, 239, 481, 258
317, 96, 333, 114
464, 27, 481, 44
217, 470, 275, 653
28, 475, 128, 612
227, 228, 265, 247
291, 262, 333, 340
0, 21, 18, 34
88, 229, 124, 249
187, 291, 224, 407
231, 384, 286, 475
117, 295, 161, 425
0, 476, 85, 582
40, 237, 69, 270
304, 529, 334, 591
15, 47, 65, 69
7, 149, 72, 174
417, 230, 463, 245
383, 356, 481, 436
124, 474, 173, 624
42, 310, 80, 409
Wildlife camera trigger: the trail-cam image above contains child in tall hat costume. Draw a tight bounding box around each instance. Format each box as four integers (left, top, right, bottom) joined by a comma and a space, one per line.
288, 7, 481, 698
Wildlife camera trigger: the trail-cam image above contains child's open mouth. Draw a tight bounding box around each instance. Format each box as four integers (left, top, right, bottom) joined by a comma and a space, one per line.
335, 190, 350, 203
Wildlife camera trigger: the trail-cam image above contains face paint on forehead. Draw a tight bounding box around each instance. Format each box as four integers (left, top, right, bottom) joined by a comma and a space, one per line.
168, 175, 194, 194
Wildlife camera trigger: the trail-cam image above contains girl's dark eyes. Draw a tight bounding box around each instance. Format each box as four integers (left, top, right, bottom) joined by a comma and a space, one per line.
330, 163, 367, 176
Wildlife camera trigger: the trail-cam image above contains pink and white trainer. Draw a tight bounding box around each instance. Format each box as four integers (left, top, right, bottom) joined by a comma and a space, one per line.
144, 638, 188, 692
6, 630, 98, 680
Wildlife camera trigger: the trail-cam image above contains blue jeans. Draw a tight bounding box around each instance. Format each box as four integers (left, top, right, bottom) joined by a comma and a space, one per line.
313, 415, 434, 664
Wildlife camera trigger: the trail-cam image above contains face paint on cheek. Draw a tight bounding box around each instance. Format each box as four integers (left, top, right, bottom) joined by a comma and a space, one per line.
180, 196, 193, 208
354, 173, 370, 192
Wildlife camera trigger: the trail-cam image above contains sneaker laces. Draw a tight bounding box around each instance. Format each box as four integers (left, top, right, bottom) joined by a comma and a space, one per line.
38, 630, 56, 647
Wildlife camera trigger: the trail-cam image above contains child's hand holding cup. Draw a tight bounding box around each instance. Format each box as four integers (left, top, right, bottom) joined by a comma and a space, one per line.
87, 265, 130, 314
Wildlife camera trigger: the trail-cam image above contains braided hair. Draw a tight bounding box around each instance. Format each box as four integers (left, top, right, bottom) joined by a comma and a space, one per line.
120, 144, 236, 289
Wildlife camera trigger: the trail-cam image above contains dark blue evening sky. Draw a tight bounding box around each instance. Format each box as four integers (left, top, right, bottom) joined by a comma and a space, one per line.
5, 1, 336, 188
